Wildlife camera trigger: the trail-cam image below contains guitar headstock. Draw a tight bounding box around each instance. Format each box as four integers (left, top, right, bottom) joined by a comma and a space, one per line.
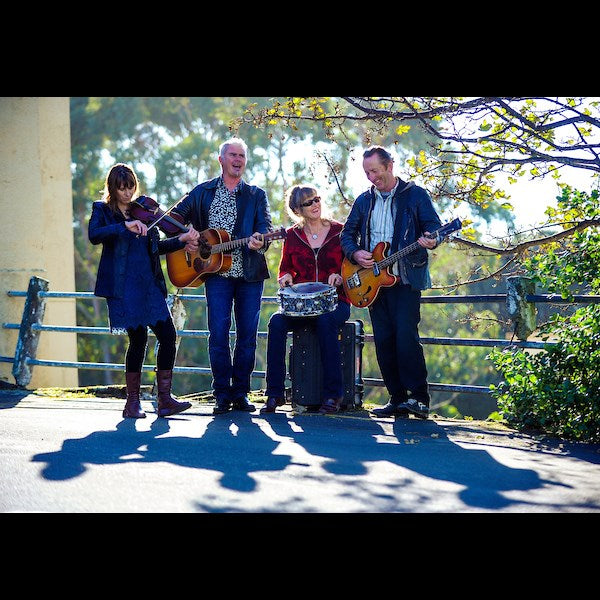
437, 218, 462, 241
265, 227, 287, 241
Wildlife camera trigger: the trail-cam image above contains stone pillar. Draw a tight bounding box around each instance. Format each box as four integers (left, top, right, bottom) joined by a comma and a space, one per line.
0, 97, 78, 388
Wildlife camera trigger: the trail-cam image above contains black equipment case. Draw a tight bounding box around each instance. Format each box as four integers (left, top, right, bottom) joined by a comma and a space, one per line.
288, 319, 364, 411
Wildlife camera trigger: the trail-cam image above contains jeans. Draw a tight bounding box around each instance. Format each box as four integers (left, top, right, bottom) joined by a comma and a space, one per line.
205, 276, 264, 402
369, 284, 430, 404
265, 301, 351, 400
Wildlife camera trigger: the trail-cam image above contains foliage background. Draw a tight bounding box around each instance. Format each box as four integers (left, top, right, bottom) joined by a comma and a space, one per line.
489, 188, 600, 441
70, 97, 597, 421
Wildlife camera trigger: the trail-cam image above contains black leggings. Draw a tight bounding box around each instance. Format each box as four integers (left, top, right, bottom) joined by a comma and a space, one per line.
125, 319, 177, 373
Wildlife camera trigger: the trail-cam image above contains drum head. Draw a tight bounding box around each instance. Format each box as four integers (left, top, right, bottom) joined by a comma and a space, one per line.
288, 282, 333, 294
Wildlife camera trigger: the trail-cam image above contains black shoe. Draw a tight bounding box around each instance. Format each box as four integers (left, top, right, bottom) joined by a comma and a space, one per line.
213, 399, 232, 414
232, 396, 256, 412
397, 398, 430, 419
260, 397, 285, 414
371, 401, 409, 417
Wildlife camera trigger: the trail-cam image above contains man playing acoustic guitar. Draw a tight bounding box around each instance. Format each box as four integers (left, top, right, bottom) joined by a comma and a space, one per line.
172, 137, 274, 415
340, 146, 442, 419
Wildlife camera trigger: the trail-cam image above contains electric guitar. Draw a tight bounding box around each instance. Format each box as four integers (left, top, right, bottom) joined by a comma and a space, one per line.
341, 218, 462, 308
166, 227, 287, 288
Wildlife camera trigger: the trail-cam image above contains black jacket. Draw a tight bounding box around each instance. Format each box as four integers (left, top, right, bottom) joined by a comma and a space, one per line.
173, 177, 273, 282
88, 201, 185, 298
340, 180, 442, 291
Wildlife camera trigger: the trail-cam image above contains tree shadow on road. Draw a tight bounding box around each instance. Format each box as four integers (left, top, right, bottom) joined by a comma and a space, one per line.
264, 412, 587, 511
29, 408, 598, 512
30, 411, 293, 495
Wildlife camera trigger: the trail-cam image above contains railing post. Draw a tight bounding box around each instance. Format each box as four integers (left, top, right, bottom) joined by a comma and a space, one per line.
506, 276, 537, 340
12, 276, 49, 386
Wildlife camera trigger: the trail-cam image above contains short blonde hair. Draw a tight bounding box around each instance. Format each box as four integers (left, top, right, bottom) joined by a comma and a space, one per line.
285, 184, 331, 226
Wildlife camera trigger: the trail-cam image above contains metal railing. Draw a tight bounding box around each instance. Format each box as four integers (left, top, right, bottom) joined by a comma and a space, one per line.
3, 275, 600, 395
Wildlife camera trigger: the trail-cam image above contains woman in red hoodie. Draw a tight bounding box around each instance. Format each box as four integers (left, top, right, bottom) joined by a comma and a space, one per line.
261, 185, 351, 414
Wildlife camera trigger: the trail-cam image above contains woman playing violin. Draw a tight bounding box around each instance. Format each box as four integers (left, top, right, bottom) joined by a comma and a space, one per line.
88, 163, 199, 419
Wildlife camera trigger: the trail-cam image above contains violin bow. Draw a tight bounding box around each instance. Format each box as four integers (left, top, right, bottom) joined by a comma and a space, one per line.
146, 193, 189, 232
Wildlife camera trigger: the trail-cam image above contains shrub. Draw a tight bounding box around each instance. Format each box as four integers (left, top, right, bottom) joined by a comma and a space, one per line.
489, 304, 600, 442
488, 186, 600, 443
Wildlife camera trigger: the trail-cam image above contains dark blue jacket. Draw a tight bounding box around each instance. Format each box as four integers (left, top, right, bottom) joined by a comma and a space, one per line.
88, 201, 185, 298
173, 177, 273, 282
340, 180, 442, 291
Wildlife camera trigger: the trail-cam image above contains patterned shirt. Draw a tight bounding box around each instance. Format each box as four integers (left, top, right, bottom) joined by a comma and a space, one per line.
208, 177, 244, 278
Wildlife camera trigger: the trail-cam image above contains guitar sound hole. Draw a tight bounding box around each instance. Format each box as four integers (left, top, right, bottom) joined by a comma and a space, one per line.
199, 249, 211, 260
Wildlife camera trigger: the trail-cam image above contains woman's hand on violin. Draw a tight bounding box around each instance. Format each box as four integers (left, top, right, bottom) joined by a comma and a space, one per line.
125, 220, 148, 236
328, 273, 343, 287
248, 232, 265, 251
278, 273, 293, 288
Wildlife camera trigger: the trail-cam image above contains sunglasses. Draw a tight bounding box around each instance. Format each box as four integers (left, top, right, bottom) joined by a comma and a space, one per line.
301, 196, 321, 208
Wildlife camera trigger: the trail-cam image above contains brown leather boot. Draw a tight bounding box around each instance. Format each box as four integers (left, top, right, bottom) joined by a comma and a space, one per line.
123, 372, 146, 419
156, 369, 192, 417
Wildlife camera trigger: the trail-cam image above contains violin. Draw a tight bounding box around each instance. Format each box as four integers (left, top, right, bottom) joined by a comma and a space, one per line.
129, 195, 189, 237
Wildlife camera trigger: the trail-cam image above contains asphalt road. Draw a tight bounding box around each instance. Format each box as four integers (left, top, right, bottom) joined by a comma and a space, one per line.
2, 388, 600, 514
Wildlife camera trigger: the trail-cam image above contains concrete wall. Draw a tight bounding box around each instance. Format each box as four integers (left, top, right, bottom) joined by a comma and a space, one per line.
0, 97, 78, 388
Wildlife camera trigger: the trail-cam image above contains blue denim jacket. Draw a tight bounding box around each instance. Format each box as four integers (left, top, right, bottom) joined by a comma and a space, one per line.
340, 181, 442, 291
173, 177, 273, 282
88, 201, 185, 298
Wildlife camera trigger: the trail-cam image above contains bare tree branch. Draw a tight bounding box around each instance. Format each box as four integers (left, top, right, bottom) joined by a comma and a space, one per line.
452, 218, 600, 255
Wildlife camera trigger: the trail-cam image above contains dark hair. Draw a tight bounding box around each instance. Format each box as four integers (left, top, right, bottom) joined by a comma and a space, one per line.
102, 163, 139, 213
363, 145, 393, 167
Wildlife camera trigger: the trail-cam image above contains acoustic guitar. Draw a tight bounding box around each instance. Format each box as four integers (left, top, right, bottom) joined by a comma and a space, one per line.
166, 227, 287, 288
341, 218, 462, 308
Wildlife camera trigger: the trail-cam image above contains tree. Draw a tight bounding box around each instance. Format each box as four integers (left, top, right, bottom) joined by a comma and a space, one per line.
242, 98, 596, 210
239, 97, 600, 202
239, 97, 600, 278
488, 187, 600, 442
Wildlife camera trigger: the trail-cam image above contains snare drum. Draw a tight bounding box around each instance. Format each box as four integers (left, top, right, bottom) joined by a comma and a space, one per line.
277, 282, 338, 317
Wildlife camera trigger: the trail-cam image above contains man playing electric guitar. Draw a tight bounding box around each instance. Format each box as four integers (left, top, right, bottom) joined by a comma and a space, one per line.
340, 145, 442, 420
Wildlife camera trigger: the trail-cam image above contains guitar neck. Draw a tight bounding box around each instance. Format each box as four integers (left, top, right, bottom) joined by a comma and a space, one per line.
377, 240, 422, 269
374, 220, 461, 270
211, 235, 252, 254
210, 231, 281, 254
